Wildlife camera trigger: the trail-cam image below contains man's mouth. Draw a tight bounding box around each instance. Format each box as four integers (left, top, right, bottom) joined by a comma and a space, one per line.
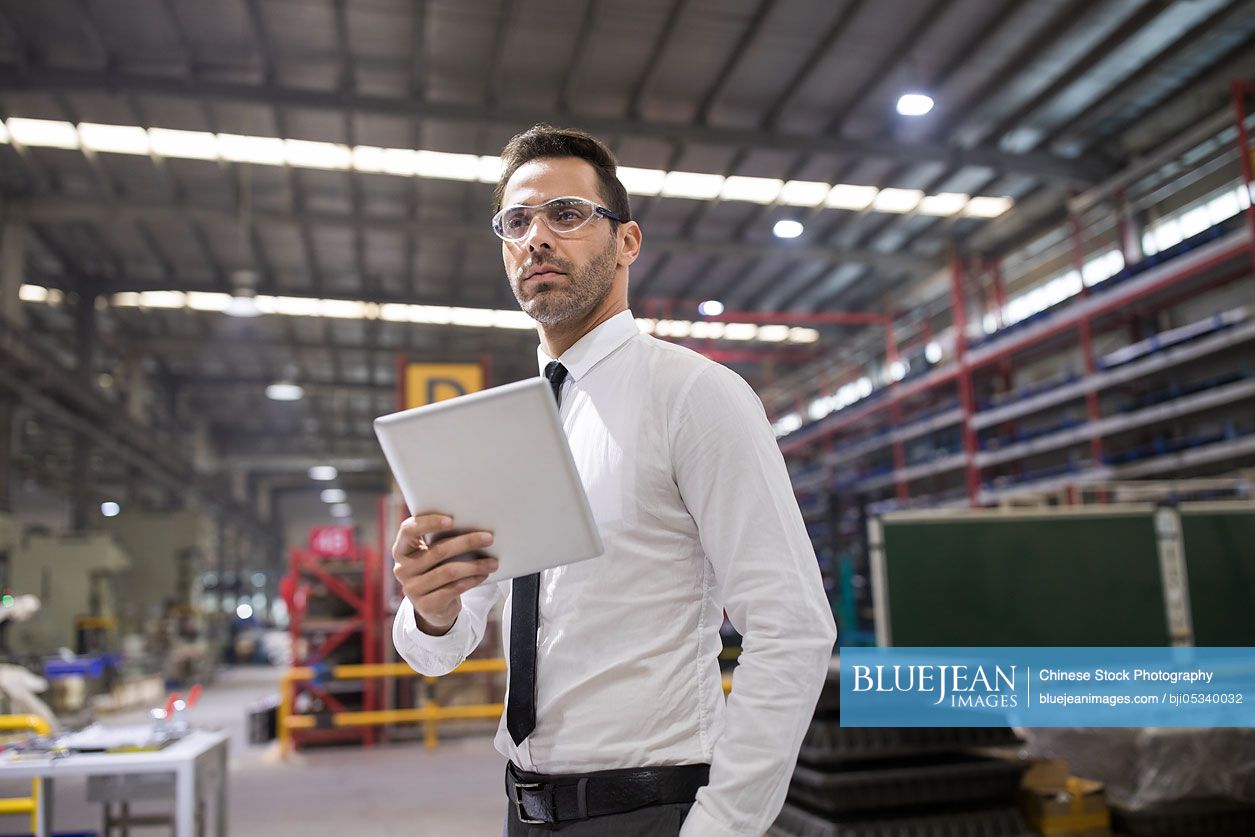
523, 268, 565, 283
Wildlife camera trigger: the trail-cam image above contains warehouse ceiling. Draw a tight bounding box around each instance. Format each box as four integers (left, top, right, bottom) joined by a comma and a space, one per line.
2, 0, 1254, 494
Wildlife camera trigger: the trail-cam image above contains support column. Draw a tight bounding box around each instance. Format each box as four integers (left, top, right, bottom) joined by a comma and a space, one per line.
126, 363, 149, 425
0, 397, 14, 513
69, 433, 92, 532
0, 222, 26, 328
1069, 215, 1105, 472
1233, 81, 1255, 274
883, 315, 908, 503
949, 257, 981, 507
68, 292, 98, 532
161, 378, 182, 509
1116, 191, 1143, 267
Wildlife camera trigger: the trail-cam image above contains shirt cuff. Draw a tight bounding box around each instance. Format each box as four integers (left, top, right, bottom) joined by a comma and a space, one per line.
395, 599, 473, 673
679, 801, 742, 837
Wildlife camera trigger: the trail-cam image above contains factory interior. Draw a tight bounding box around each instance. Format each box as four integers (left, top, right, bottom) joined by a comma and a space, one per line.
1, 0, 1254, 834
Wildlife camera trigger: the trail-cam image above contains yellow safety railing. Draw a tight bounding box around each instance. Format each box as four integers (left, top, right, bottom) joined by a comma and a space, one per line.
0, 714, 51, 833
278, 660, 736, 759
279, 660, 506, 757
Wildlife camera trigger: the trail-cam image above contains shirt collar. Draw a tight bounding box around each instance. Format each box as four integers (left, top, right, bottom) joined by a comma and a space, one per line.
535, 310, 639, 382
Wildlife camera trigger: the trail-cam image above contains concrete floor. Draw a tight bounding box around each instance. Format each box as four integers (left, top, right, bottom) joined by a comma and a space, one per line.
3, 666, 508, 836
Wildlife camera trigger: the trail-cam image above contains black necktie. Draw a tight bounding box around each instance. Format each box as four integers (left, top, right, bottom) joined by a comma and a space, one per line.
507, 360, 568, 746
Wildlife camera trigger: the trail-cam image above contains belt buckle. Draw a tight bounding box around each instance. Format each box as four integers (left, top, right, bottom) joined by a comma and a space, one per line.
510, 780, 548, 825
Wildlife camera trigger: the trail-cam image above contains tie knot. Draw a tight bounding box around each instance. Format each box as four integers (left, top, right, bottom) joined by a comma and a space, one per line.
544, 360, 568, 386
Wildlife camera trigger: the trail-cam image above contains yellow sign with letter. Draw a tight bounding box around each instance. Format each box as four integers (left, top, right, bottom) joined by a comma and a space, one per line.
404, 363, 484, 409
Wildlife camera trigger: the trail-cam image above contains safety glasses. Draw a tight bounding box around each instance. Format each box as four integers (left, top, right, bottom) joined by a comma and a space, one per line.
491, 196, 628, 242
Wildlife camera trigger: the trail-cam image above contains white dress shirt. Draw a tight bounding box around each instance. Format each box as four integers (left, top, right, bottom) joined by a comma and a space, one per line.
393, 310, 836, 836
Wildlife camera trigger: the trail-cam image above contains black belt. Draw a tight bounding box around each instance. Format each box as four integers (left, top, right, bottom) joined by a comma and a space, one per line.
505, 761, 710, 825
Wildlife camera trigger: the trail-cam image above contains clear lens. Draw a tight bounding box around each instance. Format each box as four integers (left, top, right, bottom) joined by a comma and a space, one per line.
493, 197, 601, 241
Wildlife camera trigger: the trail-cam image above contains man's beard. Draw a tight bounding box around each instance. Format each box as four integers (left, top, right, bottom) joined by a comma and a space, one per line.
510, 237, 617, 327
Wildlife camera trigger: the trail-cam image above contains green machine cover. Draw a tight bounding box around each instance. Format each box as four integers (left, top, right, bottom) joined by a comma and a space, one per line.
878, 510, 1171, 646
1179, 505, 1255, 646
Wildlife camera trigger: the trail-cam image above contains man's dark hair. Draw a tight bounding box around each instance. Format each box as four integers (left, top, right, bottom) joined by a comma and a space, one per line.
493, 124, 632, 226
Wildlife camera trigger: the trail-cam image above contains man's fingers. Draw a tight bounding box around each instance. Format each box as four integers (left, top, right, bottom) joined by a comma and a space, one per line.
393, 513, 454, 558
416, 574, 491, 608
402, 556, 498, 597
398, 530, 494, 574
429, 530, 493, 563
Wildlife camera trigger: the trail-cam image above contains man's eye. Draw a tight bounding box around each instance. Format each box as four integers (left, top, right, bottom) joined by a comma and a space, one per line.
505, 215, 527, 229
555, 210, 581, 222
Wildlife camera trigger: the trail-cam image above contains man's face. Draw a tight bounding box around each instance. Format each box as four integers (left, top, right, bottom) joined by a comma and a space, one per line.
500, 157, 619, 327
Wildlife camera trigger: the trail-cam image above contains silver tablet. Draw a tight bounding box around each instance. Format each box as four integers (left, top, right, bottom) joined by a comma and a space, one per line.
373, 377, 604, 583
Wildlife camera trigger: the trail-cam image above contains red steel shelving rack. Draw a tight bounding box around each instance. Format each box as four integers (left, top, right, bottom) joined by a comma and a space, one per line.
286, 542, 381, 750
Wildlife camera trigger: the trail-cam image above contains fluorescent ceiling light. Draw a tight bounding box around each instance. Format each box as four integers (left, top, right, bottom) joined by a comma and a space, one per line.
773, 413, 803, 437
756, 325, 790, 342
284, 139, 351, 170
491, 310, 536, 330
257, 296, 319, 317
780, 180, 831, 207
873, 188, 923, 213
330, 504, 352, 518
654, 319, 692, 338
964, 196, 1013, 217
789, 328, 820, 344
100, 501, 120, 517
917, 192, 969, 216
477, 155, 503, 183
224, 295, 262, 318
826, 184, 878, 210
896, 92, 935, 116
86, 288, 817, 343
697, 300, 724, 316
218, 133, 286, 165
149, 128, 218, 160
318, 299, 374, 319
415, 150, 480, 181
773, 219, 804, 239
662, 171, 724, 200
689, 321, 725, 339
19, 284, 48, 302
236, 603, 254, 619
6, 118, 79, 149
320, 488, 347, 504
925, 341, 943, 363
0, 117, 1014, 219
617, 166, 666, 196
719, 176, 782, 204
309, 466, 338, 481
79, 122, 150, 155
350, 145, 386, 172
186, 292, 232, 312
137, 291, 186, 308
265, 382, 304, 401
723, 323, 759, 341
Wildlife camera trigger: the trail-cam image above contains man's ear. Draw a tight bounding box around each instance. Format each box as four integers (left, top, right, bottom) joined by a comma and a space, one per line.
617, 221, 642, 268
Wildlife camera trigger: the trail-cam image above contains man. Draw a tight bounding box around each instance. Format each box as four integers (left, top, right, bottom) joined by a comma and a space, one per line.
392, 124, 836, 836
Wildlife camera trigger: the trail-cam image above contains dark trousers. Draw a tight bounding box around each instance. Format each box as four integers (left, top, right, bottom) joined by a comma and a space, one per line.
504, 800, 693, 836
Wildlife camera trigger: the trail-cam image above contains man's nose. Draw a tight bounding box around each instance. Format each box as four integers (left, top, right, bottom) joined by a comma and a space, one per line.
521, 216, 554, 251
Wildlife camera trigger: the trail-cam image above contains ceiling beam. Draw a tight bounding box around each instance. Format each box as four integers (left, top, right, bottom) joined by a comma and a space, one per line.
0, 63, 1112, 183
0, 323, 269, 533
19, 195, 942, 276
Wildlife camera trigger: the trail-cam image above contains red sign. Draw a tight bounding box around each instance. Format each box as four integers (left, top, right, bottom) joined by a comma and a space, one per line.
309, 525, 354, 557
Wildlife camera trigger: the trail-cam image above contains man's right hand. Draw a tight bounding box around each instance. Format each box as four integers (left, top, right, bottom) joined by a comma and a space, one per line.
392, 513, 498, 636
